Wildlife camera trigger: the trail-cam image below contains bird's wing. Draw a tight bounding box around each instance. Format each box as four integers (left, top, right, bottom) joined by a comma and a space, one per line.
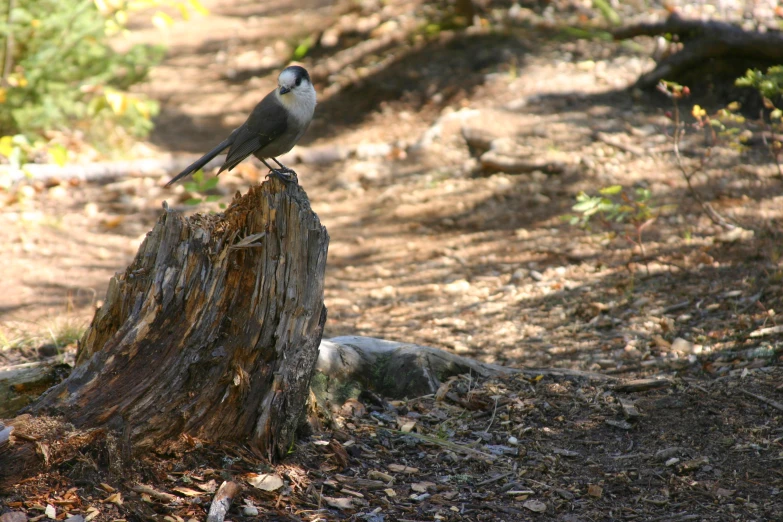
219, 94, 289, 173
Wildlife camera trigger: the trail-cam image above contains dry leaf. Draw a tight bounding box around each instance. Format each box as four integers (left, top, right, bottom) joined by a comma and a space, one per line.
44, 505, 56, 520
435, 379, 454, 401
246, 473, 284, 492
194, 479, 217, 493
100, 483, 115, 493
340, 398, 366, 417
587, 484, 603, 498
102, 215, 125, 229
383, 489, 396, 497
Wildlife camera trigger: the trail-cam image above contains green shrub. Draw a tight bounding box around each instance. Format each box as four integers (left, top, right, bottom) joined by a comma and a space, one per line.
0, 0, 206, 162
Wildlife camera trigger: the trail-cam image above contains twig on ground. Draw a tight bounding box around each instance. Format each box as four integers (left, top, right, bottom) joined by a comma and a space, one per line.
394, 430, 498, 462
739, 389, 783, 411
484, 396, 499, 433
129, 484, 180, 504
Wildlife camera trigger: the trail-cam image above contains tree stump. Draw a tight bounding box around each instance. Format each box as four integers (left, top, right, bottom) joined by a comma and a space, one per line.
26, 179, 329, 461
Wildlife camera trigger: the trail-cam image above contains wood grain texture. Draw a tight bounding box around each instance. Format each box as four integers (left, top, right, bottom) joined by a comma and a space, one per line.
31, 178, 329, 460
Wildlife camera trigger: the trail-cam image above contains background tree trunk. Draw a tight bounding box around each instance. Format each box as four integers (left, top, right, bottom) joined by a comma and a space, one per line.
29, 179, 329, 460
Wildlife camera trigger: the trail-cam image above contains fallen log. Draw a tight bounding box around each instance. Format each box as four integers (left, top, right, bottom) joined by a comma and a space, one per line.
0, 358, 71, 418
613, 13, 783, 89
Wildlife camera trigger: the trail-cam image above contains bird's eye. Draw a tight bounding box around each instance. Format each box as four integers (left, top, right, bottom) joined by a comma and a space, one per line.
295, 77, 302, 86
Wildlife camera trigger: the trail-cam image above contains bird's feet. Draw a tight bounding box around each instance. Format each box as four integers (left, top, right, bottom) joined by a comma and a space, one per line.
266, 167, 298, 184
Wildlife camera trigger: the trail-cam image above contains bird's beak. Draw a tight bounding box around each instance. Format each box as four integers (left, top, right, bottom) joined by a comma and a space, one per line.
279, 86, 290, 95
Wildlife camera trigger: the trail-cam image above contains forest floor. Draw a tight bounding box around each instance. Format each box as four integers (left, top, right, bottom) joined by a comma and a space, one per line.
1, 0, 782, 520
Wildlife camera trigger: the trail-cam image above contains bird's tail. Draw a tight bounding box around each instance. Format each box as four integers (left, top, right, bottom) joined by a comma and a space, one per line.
165, 137, 232, 187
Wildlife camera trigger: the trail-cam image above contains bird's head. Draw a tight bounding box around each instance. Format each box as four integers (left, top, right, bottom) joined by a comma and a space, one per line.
277, 65, 314, 97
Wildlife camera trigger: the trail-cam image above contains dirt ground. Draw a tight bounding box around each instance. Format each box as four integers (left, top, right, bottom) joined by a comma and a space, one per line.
1, 0, 783, 520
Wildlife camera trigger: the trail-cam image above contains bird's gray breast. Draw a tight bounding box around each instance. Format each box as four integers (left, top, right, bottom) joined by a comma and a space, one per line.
254, 109, 306, 159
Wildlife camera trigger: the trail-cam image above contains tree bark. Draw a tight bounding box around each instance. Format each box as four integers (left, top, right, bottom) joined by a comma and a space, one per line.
27, 179, 329, 461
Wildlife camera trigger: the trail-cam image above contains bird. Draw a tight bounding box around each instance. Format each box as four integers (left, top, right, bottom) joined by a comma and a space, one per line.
165, 65, 316, 187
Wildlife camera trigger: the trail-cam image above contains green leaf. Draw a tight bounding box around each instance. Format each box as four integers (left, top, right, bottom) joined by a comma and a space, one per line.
592, 0, 621, 26
203, 176, 219, 190
293, 36, 313, 60
573, 198, 599, 212
205, 194, 221, 202
599, 184, 622, 195
184, 197, 202, 205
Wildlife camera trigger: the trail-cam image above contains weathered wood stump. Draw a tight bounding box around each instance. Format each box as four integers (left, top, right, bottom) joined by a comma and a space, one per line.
1, 178, 328, 488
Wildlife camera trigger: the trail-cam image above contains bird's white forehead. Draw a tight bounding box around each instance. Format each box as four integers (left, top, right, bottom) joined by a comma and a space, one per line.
278, 69, 299, 86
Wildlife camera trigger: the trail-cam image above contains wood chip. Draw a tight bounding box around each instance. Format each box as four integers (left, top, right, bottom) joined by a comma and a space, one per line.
103, 493, 122, 506
749, 325, 783, 338
368, 470, 394, 483
411, 482, 436, 493
323, 496, 353, 510
340, 488, 364, 498
400, 420, 416, 433
387, 464, 419, 474
619, 398, 641, 419
172, 487, 204, 497
605, 419, 633, 430
522, 499, 547, 512
678, 456, 709, 473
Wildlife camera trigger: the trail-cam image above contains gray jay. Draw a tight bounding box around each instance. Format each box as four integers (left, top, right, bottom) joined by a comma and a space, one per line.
165, 65, 316, 186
